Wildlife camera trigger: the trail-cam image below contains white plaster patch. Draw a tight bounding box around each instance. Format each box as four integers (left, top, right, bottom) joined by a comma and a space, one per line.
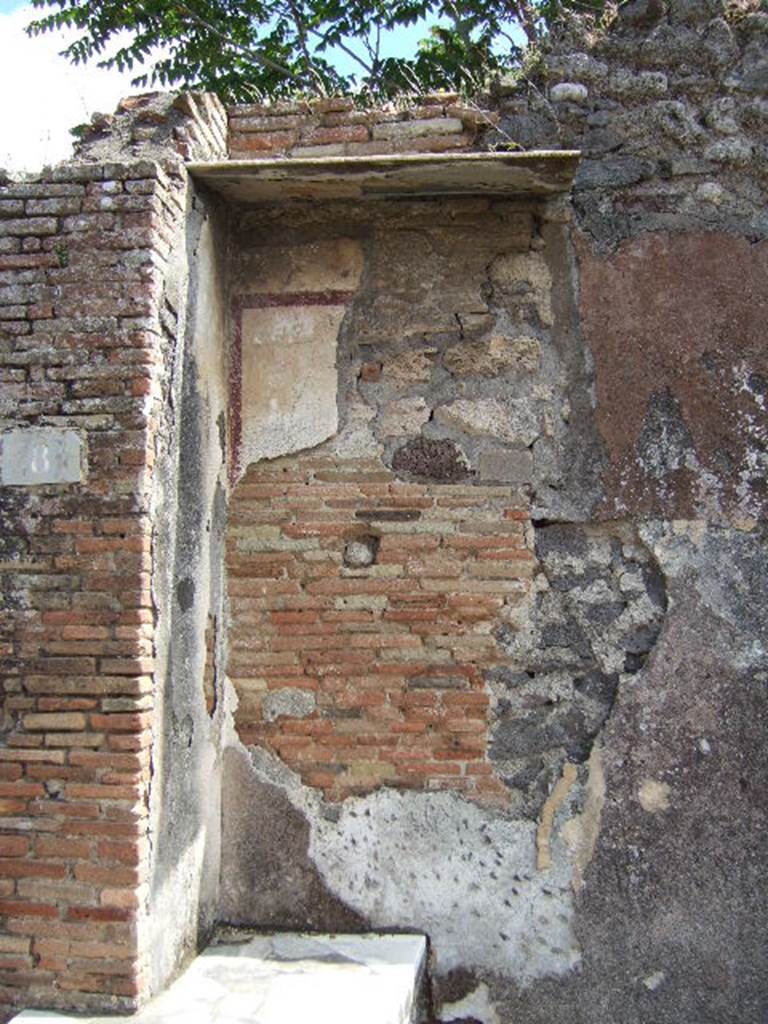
637, 779, 671, 813
550, 82, 589, 103
326, 400, 382, 459
696, 181, 725, 205
239, 304, 345, 467
642, 970, 666, 991
440, 982, 501, 1024
262, 688, 316, 723
260, 776, 580, 984
1, 428, 83, 486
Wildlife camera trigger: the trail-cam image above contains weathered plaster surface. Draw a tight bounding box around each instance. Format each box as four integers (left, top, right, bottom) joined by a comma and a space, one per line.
219, 35, 766, 1012
579, 232, 768, 520
230, 237, 362, 481
218, 195, 628, 1001
145, 186, 229, 993
2, 2, 758, 1016
216, 131, 766, 1024
239, 303, 346, 465
226, 739, 588, 985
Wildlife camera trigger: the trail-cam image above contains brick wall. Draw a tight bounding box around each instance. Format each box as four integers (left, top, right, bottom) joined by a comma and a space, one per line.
0, 159, 187, 1013
73, 91, 228, 165
226, 455, 535, 805
227, 94, 500, 159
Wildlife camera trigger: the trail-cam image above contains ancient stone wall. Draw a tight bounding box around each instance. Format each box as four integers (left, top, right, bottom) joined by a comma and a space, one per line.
216, 189, 677, 1006
0, 0, 766, 1021
0, 108, 230, 1012
217, 5, 767, 1020
0, 159, 186, 1012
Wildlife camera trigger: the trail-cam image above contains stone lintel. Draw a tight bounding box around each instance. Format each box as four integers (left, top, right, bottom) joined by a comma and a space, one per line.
188, 151, 581, 203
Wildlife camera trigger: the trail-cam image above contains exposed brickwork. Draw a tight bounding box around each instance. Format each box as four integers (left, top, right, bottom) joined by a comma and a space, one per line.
0, 159, 187, 1013
226, 455, 533, 805
1, 0, 766, 1013
227, 94, 500, 160
73, 92, 228, 164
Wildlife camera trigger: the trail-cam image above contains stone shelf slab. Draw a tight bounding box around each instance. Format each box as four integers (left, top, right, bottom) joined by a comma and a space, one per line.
188, 151, 581, 202
12, 932, 428, 1024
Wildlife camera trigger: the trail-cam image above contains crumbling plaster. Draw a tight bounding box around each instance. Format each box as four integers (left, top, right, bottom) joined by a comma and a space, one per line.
214, 186, 676, 1018
145, 185, 229, 993
209, 5, 768, 1011
209, 17, 766, 1009
1, 0, 764, 1017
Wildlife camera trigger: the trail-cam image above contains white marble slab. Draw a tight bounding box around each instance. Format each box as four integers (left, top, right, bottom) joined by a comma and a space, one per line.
12, 932, 427, 1024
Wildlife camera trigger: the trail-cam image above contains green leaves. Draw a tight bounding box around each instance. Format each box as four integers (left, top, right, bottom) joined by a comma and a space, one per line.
26, 0, 601, 101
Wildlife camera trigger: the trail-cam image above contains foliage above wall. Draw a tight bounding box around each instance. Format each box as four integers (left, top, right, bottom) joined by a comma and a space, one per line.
26, 0, 605, 101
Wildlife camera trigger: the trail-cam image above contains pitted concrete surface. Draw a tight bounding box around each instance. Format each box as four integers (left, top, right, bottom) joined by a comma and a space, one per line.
11, 934, 427, 1024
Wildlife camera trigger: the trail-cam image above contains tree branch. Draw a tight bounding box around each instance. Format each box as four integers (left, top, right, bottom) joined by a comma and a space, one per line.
286, 0, 328, 95
503, 0, 541, 45
273, 0, 377, 86
172, 2, 303, 80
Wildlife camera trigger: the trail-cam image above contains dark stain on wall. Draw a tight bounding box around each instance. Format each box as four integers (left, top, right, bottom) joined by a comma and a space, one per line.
391, 437, 471, 483
578, 232, 768, 520
219, 747, 368, 931
489, 521, 667, 818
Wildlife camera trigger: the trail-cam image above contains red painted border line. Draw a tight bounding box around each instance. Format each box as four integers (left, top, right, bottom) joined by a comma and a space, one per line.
239, 290, 355, 309
229, 294, 244, 488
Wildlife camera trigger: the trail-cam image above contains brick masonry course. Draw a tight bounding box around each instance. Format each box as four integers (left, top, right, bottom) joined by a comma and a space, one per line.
0, 158, 187, 1015
1, 1, 767, 1020
226, 95, 499, 159
226, 456, 532, 804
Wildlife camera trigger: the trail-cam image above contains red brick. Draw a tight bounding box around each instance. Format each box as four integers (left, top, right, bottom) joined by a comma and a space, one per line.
35, 837, 91, 859
0, 837, 29, 857
74, 863, 143, 886
0, 798, 30, 816
89, 712, 151, 732
229, 130, 298, 153
65, 906, 132, 923
100, 887, 142, 910
0, 783, 43, 799
96, 839, 147, 865
23, 712, 87, 731
299, 125, 368, 146
0, 900, 59, 918
0, 859, 67, 880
